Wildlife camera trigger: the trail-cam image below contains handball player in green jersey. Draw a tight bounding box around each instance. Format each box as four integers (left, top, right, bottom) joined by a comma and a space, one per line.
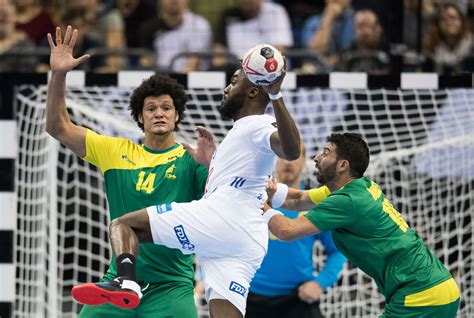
265, 133, 460, 318
46, 26, 209, 317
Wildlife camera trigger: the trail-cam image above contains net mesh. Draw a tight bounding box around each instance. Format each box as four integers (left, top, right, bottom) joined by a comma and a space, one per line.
14, 84, 473, 317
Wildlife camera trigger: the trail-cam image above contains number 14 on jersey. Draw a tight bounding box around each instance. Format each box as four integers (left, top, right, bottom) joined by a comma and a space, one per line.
136, 171, 156, 194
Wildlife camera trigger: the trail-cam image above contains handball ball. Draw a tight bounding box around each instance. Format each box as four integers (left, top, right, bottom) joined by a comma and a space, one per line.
242, 44, 284, 86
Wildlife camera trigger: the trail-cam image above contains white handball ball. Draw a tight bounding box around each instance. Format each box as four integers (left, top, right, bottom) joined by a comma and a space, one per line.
242, 44, 284, 86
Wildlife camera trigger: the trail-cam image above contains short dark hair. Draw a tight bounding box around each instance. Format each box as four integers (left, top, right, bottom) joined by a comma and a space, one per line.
129, 74, 187, 131
238, 66, 270, 105
327, 133, 370, 178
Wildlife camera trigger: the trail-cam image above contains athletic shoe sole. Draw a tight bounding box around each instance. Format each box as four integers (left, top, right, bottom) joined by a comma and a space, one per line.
71, 283, 140, 309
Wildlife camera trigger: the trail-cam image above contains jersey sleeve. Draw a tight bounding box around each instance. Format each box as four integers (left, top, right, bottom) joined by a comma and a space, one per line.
304, 193, 354, 232
82, 129, 120, 173
250, 115, 277, 154
308, 186, 331, 205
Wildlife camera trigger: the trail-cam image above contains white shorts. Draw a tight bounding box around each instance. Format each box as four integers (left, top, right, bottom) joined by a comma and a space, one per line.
146, 187, 268, 315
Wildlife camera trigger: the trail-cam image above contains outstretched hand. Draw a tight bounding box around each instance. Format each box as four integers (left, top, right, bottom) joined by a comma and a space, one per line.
47, 26, 90, 73
182, 126, 216, 168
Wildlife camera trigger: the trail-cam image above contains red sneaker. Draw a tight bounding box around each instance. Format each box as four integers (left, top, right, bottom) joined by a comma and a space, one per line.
71, 277, 142, 309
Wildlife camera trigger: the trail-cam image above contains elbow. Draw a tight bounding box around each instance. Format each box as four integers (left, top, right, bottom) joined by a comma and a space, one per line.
45, 123, 64, 139
45, 124, 55, 136
285, 152, 300, 161
109, 218, 122, 234
284, 147, 301, 161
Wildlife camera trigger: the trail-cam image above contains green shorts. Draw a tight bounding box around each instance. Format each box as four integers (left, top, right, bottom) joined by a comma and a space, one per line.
381, 278, 460, 318
78, 281, 197, 318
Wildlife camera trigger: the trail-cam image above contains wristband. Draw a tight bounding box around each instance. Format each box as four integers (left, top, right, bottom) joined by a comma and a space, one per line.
263, 208, 283, 223
271, 183, 288, 208
268, 91, 282, 100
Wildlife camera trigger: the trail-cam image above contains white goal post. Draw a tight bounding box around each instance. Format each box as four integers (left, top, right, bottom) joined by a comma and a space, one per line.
13, 73, 474, 318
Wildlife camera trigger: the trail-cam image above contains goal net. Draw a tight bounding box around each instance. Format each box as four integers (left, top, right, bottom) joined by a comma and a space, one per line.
14, 83, 473, 317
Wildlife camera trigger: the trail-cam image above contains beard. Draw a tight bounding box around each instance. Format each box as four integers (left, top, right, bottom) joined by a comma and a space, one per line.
316, 162, 337, 185
218, 91, 245, 120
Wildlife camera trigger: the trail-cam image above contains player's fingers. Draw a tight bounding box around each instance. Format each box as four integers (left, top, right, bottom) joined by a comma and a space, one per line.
63, 25, 73, 45
297, 287, 305, 301
47, 33, 55, 48
55, 27, 62, 45
74, 54, 90, 67
196, 126, 213, 141
181, 142, 195, 153
265, 180, 274, 190
69, 29, 78, 48
268, 178, 277, 187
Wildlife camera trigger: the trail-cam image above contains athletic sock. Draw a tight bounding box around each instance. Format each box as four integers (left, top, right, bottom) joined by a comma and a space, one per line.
116, 253, 137, 281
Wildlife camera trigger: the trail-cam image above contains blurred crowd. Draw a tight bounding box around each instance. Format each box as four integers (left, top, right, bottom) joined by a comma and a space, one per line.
0, 0, 473, 74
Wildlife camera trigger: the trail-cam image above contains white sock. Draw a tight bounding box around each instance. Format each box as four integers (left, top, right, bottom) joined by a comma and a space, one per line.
121, 279, 143, 299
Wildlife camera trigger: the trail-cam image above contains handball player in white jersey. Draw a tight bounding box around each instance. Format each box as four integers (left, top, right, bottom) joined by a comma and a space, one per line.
72, 65, 301, 317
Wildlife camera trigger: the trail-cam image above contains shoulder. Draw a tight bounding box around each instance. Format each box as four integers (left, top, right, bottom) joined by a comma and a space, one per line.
261, 2, 287, 15
326, 191, 353, 204
185, 12, 211, 30
87, 129, 136, 148
246, 114, 277, 129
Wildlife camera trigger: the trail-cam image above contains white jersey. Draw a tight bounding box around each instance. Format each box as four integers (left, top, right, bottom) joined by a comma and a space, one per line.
204, 114, 278, 204
146, 113, 279, 315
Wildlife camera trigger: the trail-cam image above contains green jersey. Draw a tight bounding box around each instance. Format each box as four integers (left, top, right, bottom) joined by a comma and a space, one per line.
305, 177, 452, 301
83, 129, 208, 285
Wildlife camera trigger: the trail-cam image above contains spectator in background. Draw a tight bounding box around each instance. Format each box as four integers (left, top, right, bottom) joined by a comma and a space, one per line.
212, 0, 293, 71
274, 0, 325, 48
117, 0, 156, 68
139, 0, 212, 73
404, 0, 434, 51
117, 0, 155, 49
189, 0, 234, 38
423, 2, 473, 74
14, 0, 55, 46
36, 7, 105, 72
66, 0, 126, 72
301, 0, 355, 71
246, 144, 346, 318
0, 0, 37, 71
337, 9, 391, 74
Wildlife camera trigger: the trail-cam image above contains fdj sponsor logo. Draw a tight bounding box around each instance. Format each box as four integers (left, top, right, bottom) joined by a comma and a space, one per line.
229, 281, 247, 297
174, 225, 195, 251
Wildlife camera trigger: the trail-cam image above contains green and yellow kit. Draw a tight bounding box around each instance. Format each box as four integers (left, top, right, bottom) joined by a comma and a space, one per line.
79, 129, 207, 318
305, 177, 460, 318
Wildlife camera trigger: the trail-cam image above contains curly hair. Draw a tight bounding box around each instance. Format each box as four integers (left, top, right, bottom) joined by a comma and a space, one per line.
327, 133, 370, 178
129, 74, 187, 131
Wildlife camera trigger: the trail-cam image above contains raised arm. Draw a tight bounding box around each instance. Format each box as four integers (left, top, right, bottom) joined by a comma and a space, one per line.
263, 63, 301, 160
45, 26, 90, 157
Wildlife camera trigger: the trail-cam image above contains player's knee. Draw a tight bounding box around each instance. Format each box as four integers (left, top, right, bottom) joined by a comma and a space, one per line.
109, 217, 123, 233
